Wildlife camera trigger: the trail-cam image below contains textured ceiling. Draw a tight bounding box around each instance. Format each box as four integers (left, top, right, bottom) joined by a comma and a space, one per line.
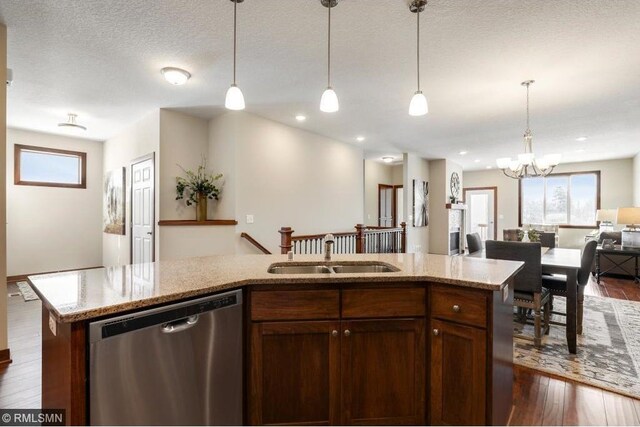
1, 0, 640, 170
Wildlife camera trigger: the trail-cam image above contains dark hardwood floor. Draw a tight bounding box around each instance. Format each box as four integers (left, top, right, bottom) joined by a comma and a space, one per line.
1, 277, 639, 425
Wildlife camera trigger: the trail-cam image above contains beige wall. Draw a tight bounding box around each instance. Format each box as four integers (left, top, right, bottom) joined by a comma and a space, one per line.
102, 111, 160, 266
6, 129, 103, 276
464, 158, 634, 248
634, 153, 640, 206
0, 24, 7, 353
364, 160, 402, 227
427, 159, 463, 255
404, 153, 430, 253
209, 112, 364, 254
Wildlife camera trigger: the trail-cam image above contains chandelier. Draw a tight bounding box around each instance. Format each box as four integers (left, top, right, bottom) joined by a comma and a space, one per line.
496, 80, 561, 179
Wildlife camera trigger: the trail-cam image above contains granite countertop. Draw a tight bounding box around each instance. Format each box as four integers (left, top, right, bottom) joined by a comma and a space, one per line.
29, 253, 523, 323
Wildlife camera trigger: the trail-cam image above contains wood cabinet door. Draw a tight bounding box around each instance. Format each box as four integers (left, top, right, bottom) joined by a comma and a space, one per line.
249, 321, 341, 426
430, 319, 487, 426
340, 319, 426, 425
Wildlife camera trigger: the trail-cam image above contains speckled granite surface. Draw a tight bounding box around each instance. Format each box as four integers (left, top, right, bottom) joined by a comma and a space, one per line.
29, 253, 523, 323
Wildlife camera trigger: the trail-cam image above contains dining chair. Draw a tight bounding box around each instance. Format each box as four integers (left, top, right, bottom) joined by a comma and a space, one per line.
539, 232, 556, 249
486, 240, 550, 348
466, 233, 483, 254
543, 240, 597, 335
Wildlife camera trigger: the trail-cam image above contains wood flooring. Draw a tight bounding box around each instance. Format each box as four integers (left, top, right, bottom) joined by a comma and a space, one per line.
1, 277, 639, 425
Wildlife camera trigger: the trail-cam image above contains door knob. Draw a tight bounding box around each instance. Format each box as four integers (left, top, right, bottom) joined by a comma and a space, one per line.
344, 329, 351, 337
331, 330, 338, 337
433, 329, 439, 336
146, 232, 153, 235
452, 304, 460, 312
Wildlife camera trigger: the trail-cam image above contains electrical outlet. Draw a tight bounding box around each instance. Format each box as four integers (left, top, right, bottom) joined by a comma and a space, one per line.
246, 214, 254, 224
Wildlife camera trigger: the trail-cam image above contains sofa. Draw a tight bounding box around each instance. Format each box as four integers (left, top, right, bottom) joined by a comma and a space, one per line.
590, 231, 636, 279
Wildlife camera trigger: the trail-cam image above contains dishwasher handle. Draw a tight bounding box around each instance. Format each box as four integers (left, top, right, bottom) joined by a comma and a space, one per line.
161, 315, 199, 334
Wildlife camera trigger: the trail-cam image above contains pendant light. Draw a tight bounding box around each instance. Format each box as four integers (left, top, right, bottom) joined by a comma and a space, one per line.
58, 113, 87, 131
409, 0, 428, 116
225, 0, 245, 110
320, 0, 339, 113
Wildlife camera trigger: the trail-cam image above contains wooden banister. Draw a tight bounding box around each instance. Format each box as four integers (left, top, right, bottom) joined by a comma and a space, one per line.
355, 224, 366, 253
279, 227, 294, 254
240, 232, 272, 255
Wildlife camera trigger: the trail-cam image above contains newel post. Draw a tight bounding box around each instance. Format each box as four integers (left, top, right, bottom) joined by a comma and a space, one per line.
279, 227, 294, 254
400, 222, 407, 253
355, 224, 366, 254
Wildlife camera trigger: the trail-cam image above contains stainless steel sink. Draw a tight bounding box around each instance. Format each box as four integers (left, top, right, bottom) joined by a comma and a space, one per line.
332, 264, 398, 273
267, 262, 399, 274
267, 265, 333, 274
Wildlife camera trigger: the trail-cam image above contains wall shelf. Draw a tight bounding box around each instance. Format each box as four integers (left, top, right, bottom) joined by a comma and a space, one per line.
158, 220, 238, 226
445, 203, 467, 210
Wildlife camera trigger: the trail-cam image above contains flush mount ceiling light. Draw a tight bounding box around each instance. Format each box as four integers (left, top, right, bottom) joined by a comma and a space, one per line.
576, 136, 588, 142
496, 80, 561, 179
459, 151, 468, 155
382, 156, 394, 163
295, 115, 307, 122
319, 0, 339, 113
408, 0, 428, 116
225, 0, 246, 110
58, 113, 87, 131
160, 67, 191, 85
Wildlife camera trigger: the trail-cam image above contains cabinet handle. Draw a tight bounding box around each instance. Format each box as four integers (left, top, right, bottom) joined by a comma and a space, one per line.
433, 329, 439, 336
452, 304, 461, 312
344, 329, 351, 337
331, 330, 338, 337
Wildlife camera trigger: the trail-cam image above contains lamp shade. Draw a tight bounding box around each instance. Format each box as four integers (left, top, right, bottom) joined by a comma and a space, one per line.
596, 209, 617, 223
320, 87, 339, 113
617, 207, 640, 225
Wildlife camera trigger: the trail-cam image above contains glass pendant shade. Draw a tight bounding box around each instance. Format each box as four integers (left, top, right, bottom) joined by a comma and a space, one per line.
518, 152, 535, 165
409, 91, 428, 116
320, 87, 339, 113
496, 158, 511, 169
545, 153, 562, 166
225, 84, 245, 110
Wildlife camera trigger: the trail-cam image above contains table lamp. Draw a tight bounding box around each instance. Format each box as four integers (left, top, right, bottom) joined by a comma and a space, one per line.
596, 209, 617, 232
617, 207, 640, 248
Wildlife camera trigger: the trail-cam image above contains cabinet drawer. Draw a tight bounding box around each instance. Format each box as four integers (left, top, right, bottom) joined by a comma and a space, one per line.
342, 288, 426, 319
251, 290, 340, 321
430, 286, 487, 328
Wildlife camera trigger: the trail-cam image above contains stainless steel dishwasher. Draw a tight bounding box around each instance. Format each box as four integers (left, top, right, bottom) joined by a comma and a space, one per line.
89, 289, 243, 426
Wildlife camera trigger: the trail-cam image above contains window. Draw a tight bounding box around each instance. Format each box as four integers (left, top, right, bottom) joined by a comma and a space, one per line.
519, 171, 600, 228
14, 144, 86, 188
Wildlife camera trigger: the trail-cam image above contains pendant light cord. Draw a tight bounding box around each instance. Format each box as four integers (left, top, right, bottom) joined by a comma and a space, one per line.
526, 83, 530, 131
416, 7, 420, 91
327, 2, 331, 88
233, 0, 237, 85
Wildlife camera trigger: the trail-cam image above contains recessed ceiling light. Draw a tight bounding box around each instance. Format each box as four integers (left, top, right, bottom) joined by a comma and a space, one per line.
576, 136, 588, 142
474, 159, 480, 163
486, 166, 492, 169
295, 115, 307, 122
161, 67, 191, 85
382, 156, 394, 163
459, 151, 468, 155
576, 149, 586, 153
356, 136, 365, 142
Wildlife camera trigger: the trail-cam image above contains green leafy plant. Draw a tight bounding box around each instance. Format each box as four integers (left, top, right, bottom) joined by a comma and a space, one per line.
517, 229, 541, 242
175, 157, 223, 206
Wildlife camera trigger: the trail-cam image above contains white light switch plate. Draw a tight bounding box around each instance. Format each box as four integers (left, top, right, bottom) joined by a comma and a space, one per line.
49, 313, 57, 336
246, 214, 254, 224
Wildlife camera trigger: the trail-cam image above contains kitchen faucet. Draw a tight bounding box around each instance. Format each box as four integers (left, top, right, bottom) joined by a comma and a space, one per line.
324, 234, 335, 262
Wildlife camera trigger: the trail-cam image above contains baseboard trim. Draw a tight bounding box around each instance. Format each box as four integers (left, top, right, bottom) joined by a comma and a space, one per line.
0, 348, 11, 367
7, 266, 104, 284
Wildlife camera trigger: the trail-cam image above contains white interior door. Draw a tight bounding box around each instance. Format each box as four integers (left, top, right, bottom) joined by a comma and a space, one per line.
465, 189, 496, 243
131, 156, 154, 264
395, 186, 404, 226
378, 185, 394, 227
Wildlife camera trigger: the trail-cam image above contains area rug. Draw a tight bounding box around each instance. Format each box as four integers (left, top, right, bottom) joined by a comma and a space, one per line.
16, 281, 39, 302
514, 295, 640, 398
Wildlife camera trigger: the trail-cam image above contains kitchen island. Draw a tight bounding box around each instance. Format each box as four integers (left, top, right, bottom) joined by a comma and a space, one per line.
29, 253, 523, 426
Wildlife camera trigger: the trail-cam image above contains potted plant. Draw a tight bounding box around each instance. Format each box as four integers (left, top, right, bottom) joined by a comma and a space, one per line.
175, 157, 223, 221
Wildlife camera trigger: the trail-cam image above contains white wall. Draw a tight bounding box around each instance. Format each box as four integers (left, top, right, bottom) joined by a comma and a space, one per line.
0, 24, 7, 354
6, 129, 103, 276
209, 112, 364, 254
634, 153, 640, 206
157, 109, 236, 260
426, 159, 463, 255
464, 158, 634, 248
102, 111, 160, 266
404, 153, 430, 253
363, 160, 402, 226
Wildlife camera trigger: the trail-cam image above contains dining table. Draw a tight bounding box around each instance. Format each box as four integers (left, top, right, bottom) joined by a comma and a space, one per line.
468, 246, 582, 354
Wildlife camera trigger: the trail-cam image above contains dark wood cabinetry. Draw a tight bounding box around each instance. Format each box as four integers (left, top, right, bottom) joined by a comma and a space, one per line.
430, 319, 487, 425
